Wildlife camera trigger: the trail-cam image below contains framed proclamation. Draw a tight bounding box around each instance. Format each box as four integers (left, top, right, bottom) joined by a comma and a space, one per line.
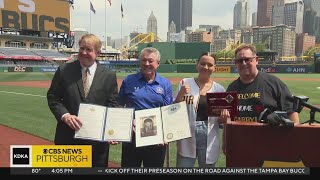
75, 103, 134, 142
135, 101, 191, 147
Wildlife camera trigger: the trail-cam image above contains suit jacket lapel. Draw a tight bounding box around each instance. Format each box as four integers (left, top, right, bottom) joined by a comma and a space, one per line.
90, 63, 104, 97
75, 61, 86, 100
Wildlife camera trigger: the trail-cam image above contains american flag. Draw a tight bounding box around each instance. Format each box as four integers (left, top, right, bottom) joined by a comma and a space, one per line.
90, 1, 96, 14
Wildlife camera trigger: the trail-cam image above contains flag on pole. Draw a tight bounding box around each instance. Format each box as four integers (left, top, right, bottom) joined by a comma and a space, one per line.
69, 0, 74, 9
90, 1, 96, 14
107, 0, 111, 6
121, 3, 123, 18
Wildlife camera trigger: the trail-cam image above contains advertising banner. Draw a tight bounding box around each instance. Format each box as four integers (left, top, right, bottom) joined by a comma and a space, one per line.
0, 0, 70, 33
281, 66, 313, 73
40, 67, 57, 72
215, 66, 231, 73
8, 66, 33, 72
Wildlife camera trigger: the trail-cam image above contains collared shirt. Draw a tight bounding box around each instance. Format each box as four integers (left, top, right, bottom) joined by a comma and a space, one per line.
80, 62, 97, 89
61, 62, 97, 120
118, 72, 173, 111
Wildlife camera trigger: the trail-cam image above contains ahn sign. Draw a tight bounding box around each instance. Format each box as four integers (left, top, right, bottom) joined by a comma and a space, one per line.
0, 0, 70, 33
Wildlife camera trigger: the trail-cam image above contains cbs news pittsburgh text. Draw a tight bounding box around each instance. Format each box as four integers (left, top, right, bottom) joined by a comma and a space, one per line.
8, 145, 311, 175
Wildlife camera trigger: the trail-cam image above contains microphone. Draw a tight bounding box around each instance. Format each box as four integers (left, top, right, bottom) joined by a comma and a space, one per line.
267, 111, 294, 127
291, 95, 320, 125
258, 108, 294, 127
291, 95, 320, 113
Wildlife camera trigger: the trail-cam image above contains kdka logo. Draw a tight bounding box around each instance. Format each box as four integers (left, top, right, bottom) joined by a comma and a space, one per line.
13, 148, 29, 164
10, 145, 32, 167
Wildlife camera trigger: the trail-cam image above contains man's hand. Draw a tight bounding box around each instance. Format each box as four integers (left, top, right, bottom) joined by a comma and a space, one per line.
62, 114, 82, 131
132, 119, 136, 133
108, 141, 119, 145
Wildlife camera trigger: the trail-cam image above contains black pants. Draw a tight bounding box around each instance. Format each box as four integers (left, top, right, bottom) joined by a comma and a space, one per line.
91, 142, 110, 167
121, 141, 166, 167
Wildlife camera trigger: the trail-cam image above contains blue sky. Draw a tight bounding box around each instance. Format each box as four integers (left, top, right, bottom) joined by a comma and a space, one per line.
71, 0, 257, 40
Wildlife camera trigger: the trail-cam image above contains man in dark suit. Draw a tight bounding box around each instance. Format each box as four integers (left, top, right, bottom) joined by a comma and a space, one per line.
47, 34, 119, 167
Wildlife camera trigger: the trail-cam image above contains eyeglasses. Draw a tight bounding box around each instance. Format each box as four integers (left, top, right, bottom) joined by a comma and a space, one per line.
234, 56, 256, 64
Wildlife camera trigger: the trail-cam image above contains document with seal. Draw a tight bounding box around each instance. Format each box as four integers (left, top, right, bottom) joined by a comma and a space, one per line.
75, 103, 134, 142
135, 101, 191, 147
206, 91, 238, 119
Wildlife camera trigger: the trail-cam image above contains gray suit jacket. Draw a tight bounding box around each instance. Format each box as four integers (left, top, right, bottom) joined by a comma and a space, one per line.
47, 60, 119, 144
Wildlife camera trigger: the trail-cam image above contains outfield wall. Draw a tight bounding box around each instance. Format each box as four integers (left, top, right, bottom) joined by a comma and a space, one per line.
159, 64, 314, 73
0, 64, 315, 73
137, 42, 211, 64
0, 66, 57, 72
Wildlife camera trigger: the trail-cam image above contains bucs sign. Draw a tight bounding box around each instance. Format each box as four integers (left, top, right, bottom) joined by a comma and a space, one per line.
0, 0, 70, 33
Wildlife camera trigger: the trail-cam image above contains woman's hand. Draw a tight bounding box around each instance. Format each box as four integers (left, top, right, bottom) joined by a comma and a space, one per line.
175, 80, 190, 102
217, 109, 230, 124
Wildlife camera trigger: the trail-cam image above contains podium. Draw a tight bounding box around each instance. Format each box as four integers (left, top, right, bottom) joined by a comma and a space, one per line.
225, 121, 320, 167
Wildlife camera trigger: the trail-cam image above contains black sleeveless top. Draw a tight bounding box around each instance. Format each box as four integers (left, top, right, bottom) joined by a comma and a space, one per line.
196, 95, 208, 121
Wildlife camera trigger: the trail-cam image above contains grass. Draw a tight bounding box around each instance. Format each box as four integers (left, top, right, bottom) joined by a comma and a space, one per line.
0, 72, 319, 167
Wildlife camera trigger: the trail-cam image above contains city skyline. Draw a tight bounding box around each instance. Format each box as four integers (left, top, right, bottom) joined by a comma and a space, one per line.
168, 0, 192, 33
71, 0, 257, 41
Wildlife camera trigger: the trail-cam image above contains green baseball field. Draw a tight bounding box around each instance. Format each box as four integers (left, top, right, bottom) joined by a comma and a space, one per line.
0, 72, 319, 167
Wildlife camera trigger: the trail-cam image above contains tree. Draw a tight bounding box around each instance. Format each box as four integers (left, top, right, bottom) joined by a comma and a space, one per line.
254, 43, 267, 52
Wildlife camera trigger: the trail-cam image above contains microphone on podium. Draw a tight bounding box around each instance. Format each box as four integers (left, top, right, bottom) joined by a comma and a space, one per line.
291, 95, 320, 124
291, 95, 320, 113
258, 108, 294, 127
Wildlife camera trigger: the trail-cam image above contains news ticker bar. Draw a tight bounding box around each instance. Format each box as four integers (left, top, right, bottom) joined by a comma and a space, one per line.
9, 167, 310, 175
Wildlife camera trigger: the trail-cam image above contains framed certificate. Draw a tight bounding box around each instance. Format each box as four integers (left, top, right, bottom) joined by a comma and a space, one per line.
75, 103, 134, 142
206, 91, 238, 119
135, 101, 191, 147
